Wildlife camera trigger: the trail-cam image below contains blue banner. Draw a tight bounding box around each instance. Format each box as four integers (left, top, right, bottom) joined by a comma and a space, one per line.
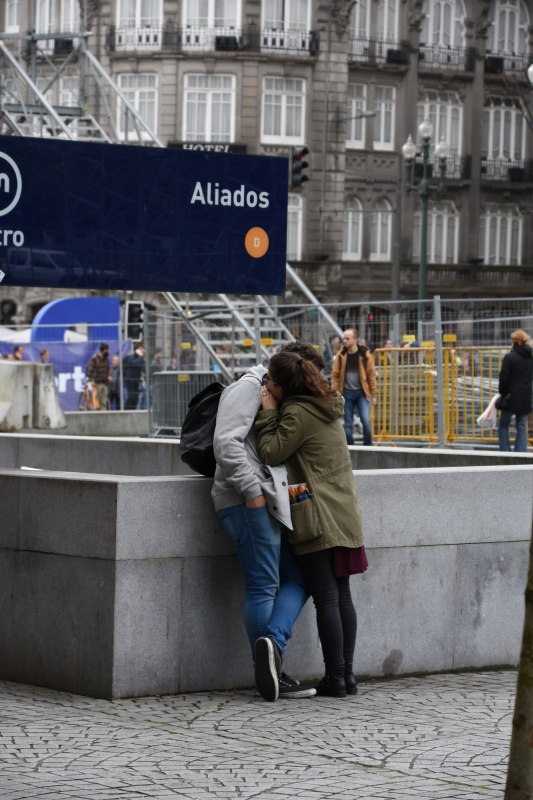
0, 136, 288, 294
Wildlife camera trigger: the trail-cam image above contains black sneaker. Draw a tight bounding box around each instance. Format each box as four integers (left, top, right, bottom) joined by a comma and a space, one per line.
255, 637, 279, 702
278, 672, 317, 699
315, 674, 347, 698
345, 673, 358, 695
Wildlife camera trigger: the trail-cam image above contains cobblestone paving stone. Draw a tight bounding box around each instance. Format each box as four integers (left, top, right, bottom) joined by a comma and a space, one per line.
0, 671, 516, 800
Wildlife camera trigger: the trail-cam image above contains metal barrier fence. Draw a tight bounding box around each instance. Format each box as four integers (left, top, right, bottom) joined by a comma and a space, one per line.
373, 345, 533, 446
150, 370, 215, 435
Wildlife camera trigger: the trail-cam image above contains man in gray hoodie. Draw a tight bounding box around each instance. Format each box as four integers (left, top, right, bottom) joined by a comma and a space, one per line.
212, 347, 322, 702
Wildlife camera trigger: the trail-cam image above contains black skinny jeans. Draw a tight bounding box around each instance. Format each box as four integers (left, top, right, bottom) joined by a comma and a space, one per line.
296, 548, 357, 680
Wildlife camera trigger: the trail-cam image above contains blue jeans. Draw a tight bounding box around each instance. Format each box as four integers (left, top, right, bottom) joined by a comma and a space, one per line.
499, 411, 529, 452
343, 389, 372, 446
216, 504, 308, 658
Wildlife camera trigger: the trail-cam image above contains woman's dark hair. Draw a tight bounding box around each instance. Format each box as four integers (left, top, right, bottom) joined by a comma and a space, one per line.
269, 350, 336, 399
282, 340, 326, 371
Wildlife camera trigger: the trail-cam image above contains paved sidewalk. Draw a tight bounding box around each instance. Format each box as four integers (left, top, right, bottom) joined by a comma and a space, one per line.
0, 670, 515, 800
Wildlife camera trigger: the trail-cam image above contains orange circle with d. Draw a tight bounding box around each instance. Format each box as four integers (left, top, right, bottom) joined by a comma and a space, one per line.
245, 227, 269, 259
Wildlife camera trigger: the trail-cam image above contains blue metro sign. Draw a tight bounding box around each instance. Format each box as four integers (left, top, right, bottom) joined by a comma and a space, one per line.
0, 136, 288, 295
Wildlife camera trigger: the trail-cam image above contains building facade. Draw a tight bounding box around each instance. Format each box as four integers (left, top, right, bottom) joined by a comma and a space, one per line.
1, 0, 533, 324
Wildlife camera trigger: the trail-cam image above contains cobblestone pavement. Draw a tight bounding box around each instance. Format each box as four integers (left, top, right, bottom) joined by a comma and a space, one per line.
0, 671, 515, 800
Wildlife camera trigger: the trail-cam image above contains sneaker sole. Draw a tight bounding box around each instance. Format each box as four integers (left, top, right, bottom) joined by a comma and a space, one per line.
279, 688, 317, 699
255, 637, 278, 702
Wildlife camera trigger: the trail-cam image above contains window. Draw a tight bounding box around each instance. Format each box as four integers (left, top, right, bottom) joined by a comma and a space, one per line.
183, 0, 240, 27
421, 0, 466, 46
482, 98, 524, 161
60, 76, 79, 106
487, 0, 529, 53
118, 0, 162, 27
478, 206, 522, 265
6, 0, 19, 31
373, 86, 395, 151
287, 194, 303, 260
117, 74, 158, 140
116, 0, 163, 48
349, 0, 370, 39
417, 91, 462, 155
184, 74, 235, 143
343, 198, 363, 260
370, 199, 392, 260
61, 0, 79, 30
262, 0, 312, 51
346, 84, 367, 148
261, 78, 306, 144
263, 0, 310, 32
36, 0, 53, 33
376, 0, 398, 40
413, 201, 459, 264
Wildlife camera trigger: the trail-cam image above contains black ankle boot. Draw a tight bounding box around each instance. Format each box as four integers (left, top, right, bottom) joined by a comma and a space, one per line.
345, 673, 358, 695
315, 674, 347, 698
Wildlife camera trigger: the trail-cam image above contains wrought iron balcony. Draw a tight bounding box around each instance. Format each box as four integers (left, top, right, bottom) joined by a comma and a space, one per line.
484, 51, 529, 77
348, 36, 409, 65
114, 24, 162, 49
418, 44, 475, 71
107, 24, 319, 56
413, 153, 471, 181
481, 158, 533, 182
402, 262, 533, 291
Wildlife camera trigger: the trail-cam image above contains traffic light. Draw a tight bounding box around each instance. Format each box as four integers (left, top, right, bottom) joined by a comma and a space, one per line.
367, 306, 374, 322
290, 146, 310, 188
125, 300, 144, 342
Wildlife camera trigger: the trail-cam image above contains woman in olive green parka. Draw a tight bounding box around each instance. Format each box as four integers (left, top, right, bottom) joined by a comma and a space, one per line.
255, 349, 367, 698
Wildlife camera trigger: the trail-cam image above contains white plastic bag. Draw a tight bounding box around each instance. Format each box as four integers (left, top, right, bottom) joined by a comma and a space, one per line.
476, 394, 500, 429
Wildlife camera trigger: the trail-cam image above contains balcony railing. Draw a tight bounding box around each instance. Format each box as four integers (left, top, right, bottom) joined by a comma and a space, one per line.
481, 158, 533, 182
414, 153, 471, 181
484, 51, 530, 77
348, 36, 409, 65
419, 44, 475, 71
402, 263, 533, 289
114, 24, 162, 49
107, 24, 319, 56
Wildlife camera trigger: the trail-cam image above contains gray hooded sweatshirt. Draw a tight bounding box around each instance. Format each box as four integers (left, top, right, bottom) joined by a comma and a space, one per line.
211, 365, 292, 529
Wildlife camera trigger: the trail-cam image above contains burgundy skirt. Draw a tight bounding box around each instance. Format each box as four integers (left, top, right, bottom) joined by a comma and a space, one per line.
334, 545, 368, 577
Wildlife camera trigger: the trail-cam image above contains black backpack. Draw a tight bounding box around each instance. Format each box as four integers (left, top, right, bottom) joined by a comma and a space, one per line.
179, 381, 226, 477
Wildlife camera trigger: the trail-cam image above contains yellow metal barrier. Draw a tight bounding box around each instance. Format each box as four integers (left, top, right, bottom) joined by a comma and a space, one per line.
373, 346, 532, 446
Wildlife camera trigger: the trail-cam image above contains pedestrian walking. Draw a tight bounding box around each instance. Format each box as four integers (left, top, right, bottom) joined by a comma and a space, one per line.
256, 349, 367, 698
331, 328, 377, 446
123, 346, 145, 410
498, 329, 533, 452
86, 343, 111, 410
108, 355, 121, 410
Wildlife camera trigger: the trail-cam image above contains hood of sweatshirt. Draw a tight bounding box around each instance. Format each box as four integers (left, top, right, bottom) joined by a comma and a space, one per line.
513, 344, 533, 358
284, 393, 344, 423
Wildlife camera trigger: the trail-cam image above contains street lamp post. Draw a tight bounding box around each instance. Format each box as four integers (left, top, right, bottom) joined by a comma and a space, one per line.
402, 120, 448, 330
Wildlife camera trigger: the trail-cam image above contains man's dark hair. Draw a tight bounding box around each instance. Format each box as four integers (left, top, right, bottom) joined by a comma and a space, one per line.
99, 342, 109, 353
281, 340, 326, 371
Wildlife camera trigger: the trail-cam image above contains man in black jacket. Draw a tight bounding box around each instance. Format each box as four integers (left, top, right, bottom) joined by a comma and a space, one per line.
123, 346, 145, 410
498, 329, 533, 452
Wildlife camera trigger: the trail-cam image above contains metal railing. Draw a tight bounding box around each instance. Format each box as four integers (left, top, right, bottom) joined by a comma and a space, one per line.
419, 44, 475, 71
347, 36, 409, 65
484, 51, 530, 76
107, 24, 320, 56
415, 153, 471, 180
481, 158, 533, 182
372, 345, 526, 446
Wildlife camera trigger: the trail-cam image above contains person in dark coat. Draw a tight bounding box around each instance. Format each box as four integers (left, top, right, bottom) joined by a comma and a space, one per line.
498, 329, 533, 452
122, 346, 145, 410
